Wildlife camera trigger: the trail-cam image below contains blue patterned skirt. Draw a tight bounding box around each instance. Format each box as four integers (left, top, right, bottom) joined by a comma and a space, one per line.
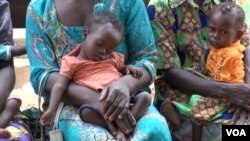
59, 105, 172, 141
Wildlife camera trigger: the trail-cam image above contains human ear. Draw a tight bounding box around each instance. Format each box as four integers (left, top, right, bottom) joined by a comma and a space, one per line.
235, 30, 244, 41
82, 29, 90, 39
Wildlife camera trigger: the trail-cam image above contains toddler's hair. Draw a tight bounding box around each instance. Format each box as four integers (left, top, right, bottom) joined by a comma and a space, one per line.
212, 2, 245, 30
85, 11, 124, 36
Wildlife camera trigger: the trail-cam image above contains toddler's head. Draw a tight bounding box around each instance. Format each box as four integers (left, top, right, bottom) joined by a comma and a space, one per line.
81, 11, 124, 61
208, 2, 245, 49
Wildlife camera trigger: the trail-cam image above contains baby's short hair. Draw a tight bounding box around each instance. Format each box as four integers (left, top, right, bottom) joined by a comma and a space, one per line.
212, 2, 245, 30
85, 11, 124, 36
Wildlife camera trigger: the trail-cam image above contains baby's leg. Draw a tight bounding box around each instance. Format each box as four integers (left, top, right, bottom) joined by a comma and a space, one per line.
130, 92, 152, 120
160, 99, 183, 127
79, 104, 107, 128
116, 129, 126, 141
0, 99, 19, 128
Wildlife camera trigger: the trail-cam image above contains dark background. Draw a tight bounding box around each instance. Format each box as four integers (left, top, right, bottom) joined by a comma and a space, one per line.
8, 0, 30, 28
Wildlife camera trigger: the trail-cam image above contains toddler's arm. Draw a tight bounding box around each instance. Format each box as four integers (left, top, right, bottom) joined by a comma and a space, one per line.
40, 75, 70, 126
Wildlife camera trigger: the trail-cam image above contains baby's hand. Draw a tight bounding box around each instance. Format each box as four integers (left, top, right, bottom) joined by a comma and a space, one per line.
40, 110, 54, 126
125, 65, 143, 79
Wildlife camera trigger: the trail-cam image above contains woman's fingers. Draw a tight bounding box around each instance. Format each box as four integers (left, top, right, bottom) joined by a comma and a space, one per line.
247, 113, 250, 125
236, 111, 247, 125
109, 100, 126, 121
102, 89, 116, 114
115, 119, 129, 134
232, 108, 242, 124
118, 102, 129, 119
127, 111, 136, 126
104, 90, 130, 120
228, 105, 236, 113
121, 114, 133, 134
105, 120, 117, 135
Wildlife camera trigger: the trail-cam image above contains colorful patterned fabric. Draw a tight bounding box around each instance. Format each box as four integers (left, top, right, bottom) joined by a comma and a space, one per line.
59, 105, 171, 141
149, 0, 250, 140
0, 116, 34, 141
26, 0, 171, 140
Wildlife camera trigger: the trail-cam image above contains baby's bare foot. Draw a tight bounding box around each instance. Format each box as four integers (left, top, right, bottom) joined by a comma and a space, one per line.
116, 130, 126, 141
0, 128, 10, 138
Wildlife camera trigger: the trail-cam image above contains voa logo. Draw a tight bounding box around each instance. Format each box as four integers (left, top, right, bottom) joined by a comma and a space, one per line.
226, 129, 246, 136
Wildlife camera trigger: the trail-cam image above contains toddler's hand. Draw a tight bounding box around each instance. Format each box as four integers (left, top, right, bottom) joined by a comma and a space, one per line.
125, 65, 143, 79
40, 110, 54, 126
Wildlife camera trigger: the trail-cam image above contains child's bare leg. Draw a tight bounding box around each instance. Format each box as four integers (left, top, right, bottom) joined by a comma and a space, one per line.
79, 103, 107, 128
160, 99, 183, 127
130, 92, 152, 120
0, 99, 19, 137
79, 104, 119, 137
116, 129, 126, 141
0, 99, 19, 127
192, 124, 203, 141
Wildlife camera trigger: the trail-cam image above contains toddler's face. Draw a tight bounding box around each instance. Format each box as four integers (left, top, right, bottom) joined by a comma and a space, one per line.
207, 12, 238, 49
81, 23, 122, 61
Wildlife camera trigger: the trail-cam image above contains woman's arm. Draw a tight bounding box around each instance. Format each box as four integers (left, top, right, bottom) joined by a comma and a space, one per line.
165, 68, 250, 111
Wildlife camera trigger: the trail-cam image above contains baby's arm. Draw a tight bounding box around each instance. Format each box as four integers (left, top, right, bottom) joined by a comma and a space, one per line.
40, 75, 70, 126
130, 92, 152, 120
122, 65, 143, 79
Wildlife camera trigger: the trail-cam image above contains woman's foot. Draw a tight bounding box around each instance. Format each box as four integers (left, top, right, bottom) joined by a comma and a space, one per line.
0, 128, 10, 138
160, 99, 183, 127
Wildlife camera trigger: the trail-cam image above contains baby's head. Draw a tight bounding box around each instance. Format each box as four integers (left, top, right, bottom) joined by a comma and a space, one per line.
208, 2, 245, 49
81, 11, 124, 61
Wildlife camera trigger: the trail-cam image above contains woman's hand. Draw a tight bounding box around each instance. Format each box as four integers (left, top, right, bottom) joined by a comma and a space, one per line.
230, 107, 250, 125
99, 81, 131, 121
114, 111, 136, 135
223, 83, 250, 111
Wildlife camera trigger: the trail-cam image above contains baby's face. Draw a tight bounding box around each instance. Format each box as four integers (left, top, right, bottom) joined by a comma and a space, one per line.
82, 23, 122, 61
207, 12, 238, 49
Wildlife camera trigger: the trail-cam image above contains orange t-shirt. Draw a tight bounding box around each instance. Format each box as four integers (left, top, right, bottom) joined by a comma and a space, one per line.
206, 41, 245, 83
60, 45, 124, 91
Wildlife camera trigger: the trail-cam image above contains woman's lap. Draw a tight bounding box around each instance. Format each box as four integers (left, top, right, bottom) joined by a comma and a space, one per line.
59, 105, 172, 141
